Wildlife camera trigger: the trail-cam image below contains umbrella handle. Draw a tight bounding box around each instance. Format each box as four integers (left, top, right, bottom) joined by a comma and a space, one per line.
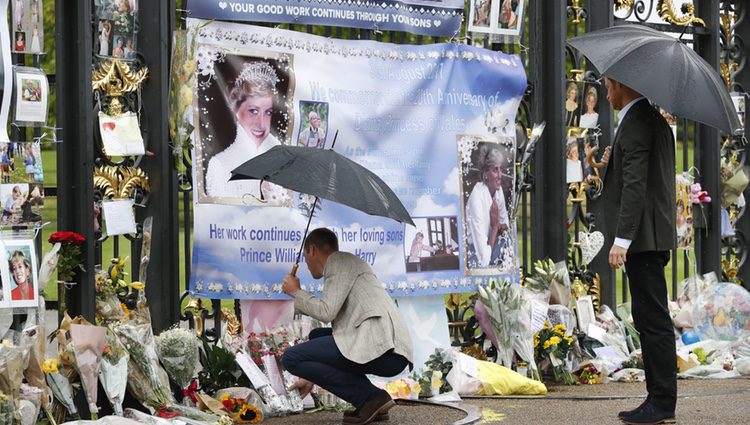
291, 263, 299, 277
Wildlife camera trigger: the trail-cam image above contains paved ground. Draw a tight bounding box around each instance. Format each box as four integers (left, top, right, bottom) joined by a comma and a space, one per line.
264, 378, 750, 424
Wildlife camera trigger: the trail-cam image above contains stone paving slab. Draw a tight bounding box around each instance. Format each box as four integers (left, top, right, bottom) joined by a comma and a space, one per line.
264, 378, 750, 425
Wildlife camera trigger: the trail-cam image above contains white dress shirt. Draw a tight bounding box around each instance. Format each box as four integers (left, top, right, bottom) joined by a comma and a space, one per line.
614, 96, 646, 250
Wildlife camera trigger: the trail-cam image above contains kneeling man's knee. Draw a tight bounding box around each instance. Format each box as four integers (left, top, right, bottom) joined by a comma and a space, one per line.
282, 347, 298, 373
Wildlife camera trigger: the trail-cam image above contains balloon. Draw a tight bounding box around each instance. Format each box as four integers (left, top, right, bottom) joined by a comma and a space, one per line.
681, 330, 700, 345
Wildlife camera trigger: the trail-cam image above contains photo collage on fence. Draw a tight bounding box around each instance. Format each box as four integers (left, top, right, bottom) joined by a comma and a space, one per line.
95, 0, 138, 59
468, 0, 526, 37
563, 78, 606, 196
11, 0, 43, 54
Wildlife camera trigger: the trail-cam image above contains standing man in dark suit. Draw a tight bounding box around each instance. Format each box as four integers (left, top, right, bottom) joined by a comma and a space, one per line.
601, 77, 677, 425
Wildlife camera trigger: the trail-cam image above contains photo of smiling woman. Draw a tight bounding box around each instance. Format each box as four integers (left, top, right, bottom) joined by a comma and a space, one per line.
458, 136, 517, 275
197, 52, 295, 206
2, 239, 38, 307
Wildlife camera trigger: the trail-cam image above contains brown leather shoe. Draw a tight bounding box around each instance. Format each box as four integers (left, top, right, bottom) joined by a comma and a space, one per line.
343, 410, 389, 422
342, 390, 394, 425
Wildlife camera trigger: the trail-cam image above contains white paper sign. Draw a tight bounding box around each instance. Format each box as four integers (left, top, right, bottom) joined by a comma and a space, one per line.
236, 350, 272, 389
102, 199, 137, 236
98, 111, 145, 156
530, 300, 549, 334
457, 352, 479, 378
587, 323, 607, 342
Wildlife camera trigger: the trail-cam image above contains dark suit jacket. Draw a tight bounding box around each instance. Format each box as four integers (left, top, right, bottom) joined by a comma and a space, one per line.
602, 99, 676, 253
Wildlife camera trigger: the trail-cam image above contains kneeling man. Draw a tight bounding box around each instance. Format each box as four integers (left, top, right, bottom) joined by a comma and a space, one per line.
282, 228, 413, 425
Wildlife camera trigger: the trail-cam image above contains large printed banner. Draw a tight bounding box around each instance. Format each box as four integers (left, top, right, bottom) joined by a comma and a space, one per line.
188, 19, 527, 299
186, 0, 464, 37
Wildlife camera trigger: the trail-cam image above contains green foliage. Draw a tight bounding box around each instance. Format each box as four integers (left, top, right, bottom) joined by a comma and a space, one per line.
197, 341, 250, 395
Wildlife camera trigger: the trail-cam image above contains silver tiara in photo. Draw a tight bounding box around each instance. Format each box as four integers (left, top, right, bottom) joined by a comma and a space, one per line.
236, 61, 279, 87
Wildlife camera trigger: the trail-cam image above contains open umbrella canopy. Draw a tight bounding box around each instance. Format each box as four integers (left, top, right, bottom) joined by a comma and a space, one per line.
568, 24, 742, 136
230, 144, 414, 226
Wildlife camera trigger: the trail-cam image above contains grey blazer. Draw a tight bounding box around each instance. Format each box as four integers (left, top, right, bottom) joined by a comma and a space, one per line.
292, 251, 414, 366
602, 99, 676, 253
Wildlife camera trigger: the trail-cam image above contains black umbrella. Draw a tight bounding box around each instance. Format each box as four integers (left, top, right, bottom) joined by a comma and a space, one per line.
568, 24, 742, 136
230, 132, 414, 273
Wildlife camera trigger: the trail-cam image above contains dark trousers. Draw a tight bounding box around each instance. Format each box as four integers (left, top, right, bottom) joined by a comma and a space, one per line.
625, 251, 677, 412
282, 328, 409, 408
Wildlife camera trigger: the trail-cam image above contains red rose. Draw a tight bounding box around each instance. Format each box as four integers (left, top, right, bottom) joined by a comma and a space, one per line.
48, 231, 85, 245
222, 399, 234, 411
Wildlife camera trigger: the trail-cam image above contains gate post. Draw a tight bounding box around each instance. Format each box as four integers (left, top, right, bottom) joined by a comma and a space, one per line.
694, 0, 723, 276
137, 1, 180, 333
586, 0, 617, 308
55, 0, 96, 322
529, 0, 567, 264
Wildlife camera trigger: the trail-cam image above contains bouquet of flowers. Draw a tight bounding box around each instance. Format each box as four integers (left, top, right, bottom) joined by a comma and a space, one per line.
385, 378, 421, 400
99, 329, 129, 415
198, 342, 251, 396
48, 231, 85, 283
155, 327, 201, 403
534, 322, 576, 385
95, 270, 125, 324
409, 349, 453, 397
720, 154, 749, 208
114, 322, 174, 409
43, 358, 79, 418
69, 324, 108, 419
575, 363, 604, 384
169, 22, 209, 176
246, 328, 297, 395
218, 392, 263, 424
478, 280, 541, 380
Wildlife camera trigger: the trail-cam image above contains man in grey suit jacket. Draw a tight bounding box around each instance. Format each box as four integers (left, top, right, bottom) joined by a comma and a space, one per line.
602, 78, 677, 425
282, 228, 413, 425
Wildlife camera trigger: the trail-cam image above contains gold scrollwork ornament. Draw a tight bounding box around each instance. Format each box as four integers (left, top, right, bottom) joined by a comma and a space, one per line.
94, 165, 151, 200
92, 59, 149, 116
657, 0, 705, 27
614, 0, 635, 12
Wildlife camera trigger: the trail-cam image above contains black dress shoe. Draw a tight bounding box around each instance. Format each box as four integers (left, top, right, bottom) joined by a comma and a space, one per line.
618, 397, 651, 419
622, 402, 675, 424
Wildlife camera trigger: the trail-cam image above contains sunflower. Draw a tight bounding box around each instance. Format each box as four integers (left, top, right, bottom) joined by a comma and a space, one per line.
239, 403, 262, 423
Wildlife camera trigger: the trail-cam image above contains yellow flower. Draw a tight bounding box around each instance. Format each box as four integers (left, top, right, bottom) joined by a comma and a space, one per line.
43, 358, 59, 375
549, 336, 561, 345
183, 60, 196, 75
728, 269, 738, 278
118, 256, 129, 268
0, 393, 7, 401
179, 85, 194, 108
220, 393, 231, 402
543, 340, 552, 350
385, 381, 400, 397
117, 279, 128, 288
412, 383, 422, 395
239, 403, 262, 423
565, 336, 573, 344
397, 380, 410, 399
130, 282, 145, 291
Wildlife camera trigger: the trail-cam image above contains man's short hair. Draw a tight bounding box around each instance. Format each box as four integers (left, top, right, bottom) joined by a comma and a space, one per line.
304, 228, 339, 252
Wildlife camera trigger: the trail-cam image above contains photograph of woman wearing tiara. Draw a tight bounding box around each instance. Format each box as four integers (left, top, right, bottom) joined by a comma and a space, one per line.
199, 54, 294, 205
